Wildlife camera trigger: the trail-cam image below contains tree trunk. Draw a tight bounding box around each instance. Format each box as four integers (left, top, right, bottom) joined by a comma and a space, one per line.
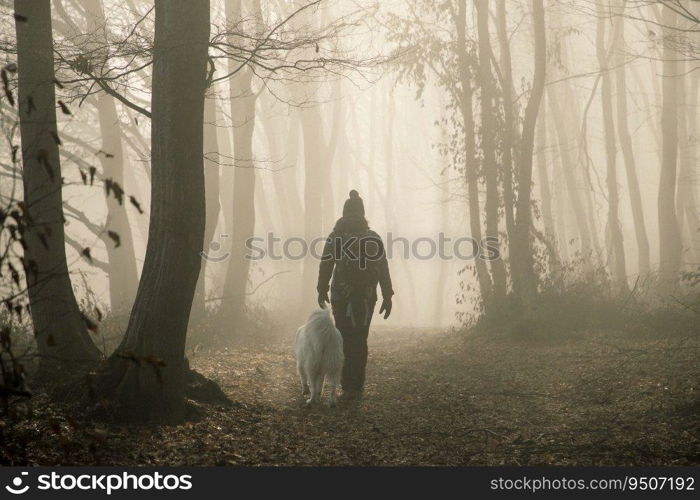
596, 3, 628, 293
457, 0, 492, 309
658, 4, 682, 293
550, 114, 570, 264
548, 86, 593, 260
259, 92, 299, 235
322, 80, 342, 232
676, 59, 700, 268
191, 96, 222, 325
678, 75, 700, 264
213, 96, 235, 295
434, 165, 450, 326
15, 0, 101, 377
476, 0, 507, 301
512, 0, 546, 303
495, 0, 516, 255
95, 95, 140, 315
97, 0, 210, 422
80, 0, 140, 318
535, 96, 558, 267
257, 102, 304, 309
220, 0, 259, 327
298, 104, 326, 307
560, 40, 604, 261
613, 0, 650, 276
384, 83, 396, 229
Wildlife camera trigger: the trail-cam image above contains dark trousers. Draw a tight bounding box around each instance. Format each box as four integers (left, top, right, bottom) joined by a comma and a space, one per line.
332, 300, 375, 393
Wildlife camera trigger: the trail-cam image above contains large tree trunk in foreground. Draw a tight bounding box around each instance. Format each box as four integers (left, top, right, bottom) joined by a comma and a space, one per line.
15, 0, 100, 377
658, 4, 682, 294
596, 3, 628, 293
98, 0, 210, 422
512, 0, 546, 303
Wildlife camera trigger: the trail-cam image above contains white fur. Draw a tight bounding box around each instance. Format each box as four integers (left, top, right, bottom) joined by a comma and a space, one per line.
295, 308, 344, 407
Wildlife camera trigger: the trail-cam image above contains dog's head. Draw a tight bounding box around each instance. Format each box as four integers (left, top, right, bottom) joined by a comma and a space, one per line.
307, 307, 332, 323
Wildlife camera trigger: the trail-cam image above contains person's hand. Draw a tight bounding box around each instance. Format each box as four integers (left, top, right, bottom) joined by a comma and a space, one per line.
379, 298, 392, 319
318, 291, 330, 309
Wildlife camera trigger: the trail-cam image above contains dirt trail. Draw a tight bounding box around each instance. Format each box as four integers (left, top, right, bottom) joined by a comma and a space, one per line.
9, 327, 700, 465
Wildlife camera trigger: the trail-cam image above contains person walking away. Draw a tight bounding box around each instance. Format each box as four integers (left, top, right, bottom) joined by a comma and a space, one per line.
317, 190, 394, 401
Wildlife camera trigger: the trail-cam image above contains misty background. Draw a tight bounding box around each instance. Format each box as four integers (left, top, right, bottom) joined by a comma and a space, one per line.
4, 0, 697, 332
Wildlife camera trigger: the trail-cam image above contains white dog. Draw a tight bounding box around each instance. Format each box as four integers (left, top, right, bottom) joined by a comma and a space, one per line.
295, 308, 344, 407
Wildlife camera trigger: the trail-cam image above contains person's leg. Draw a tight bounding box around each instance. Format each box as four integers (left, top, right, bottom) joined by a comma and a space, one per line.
333, 300, 375, 396
331, 303, 354, 392
344, 329, 362, 393
354, 302, 375, 393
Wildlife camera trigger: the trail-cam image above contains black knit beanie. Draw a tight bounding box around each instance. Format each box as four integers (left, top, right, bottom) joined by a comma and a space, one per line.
342, 189, 365, 217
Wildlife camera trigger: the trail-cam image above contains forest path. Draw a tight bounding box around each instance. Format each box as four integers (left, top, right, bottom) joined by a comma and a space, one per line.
16, 327, 699, 465
179, 326, 697, 466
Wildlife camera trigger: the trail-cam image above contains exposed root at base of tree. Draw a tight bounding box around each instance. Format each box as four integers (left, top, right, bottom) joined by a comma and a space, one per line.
185, 365, 231, 407
35, 356, 233, 424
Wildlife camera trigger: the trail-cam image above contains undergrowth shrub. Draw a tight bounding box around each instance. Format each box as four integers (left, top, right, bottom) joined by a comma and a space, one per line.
474, 258, 700, 341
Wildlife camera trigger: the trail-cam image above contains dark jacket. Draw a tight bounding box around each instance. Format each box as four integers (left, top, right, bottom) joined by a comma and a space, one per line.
317, 216, 393, 305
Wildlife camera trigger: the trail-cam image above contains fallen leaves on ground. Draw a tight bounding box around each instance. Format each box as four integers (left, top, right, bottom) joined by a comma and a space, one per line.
3, 327, 699, 465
